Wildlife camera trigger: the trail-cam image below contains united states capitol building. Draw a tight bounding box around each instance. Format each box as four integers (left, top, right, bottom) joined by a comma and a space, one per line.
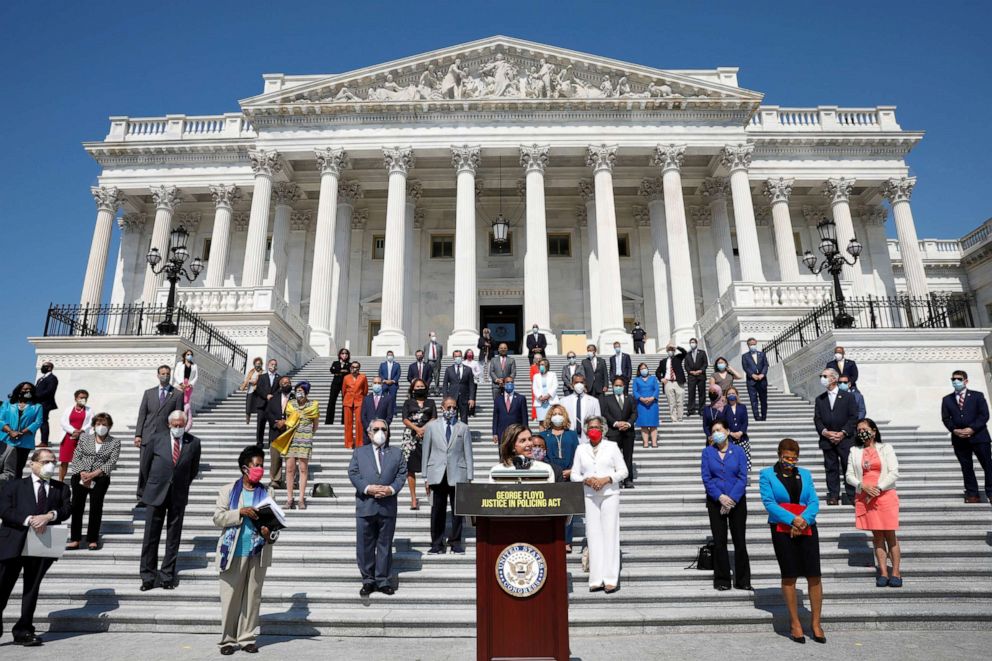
34, 36, 992, 429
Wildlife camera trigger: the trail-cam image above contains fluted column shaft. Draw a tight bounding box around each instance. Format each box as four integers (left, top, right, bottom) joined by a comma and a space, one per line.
81, 187, 124, 307
638, 187, 671, 343
721, 145, 764, 282
372, 147, 415, 355
587, 145, 629, 348
446, 146, 481, 351
702, 178, 734, 295
269, 182, 299, 298
580, 182, 600, 339
241, 150, 280, 287
205, 185, 240, 288
521, 144, 556, 354
654, 145, 696, 342
883, 177, 929, 298
141, 186, 181, 302
329, 201, 358, 343
825, 177, 865, 295
308, 148, 348, 351
764, 178, 800, 281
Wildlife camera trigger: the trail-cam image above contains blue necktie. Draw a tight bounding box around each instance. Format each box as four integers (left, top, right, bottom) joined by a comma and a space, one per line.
446, 422, 452, 442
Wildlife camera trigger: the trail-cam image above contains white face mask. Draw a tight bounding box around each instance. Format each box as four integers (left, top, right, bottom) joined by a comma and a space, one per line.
94, 425, 110, 437
551, 414, 565, 427
372, 430, 387, 447
573, 383, 586, 395
170, 427, 184, 439
587, 352, 594, 359
820, 376, 831, 388
834, 353, 844, 361
39, 462, 57, 480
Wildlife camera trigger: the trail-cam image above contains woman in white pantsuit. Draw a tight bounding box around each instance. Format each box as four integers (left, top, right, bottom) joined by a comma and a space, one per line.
570, 415, 628, 593
531, 359, 559, 425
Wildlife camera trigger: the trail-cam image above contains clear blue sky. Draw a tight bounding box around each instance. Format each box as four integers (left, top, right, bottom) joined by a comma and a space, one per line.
1, 0, 990, 381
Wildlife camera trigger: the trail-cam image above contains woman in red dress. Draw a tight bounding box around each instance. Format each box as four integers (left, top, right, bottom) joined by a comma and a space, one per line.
529, 352, 544, 420
59, 388, 92, 481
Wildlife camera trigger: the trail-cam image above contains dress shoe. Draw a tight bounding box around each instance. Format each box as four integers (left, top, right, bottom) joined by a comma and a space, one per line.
604, 585, 620, 594
826, 497, 839, 506
964, 495, 980, 504
876, 576, 889, 588
379, 586, 395, 595
427, 547, 445, 555
450, 544, 466, 554
589, 584, 605, 592
14, 634, 43, 646
735, 584, 753, 591
161, 581, 176, 590
242, 644, 259, 654
811, 632, 827, 644
140, 581, 155, 591
715, 585, 731, 591
220, 645, 237, 655
790, 635, 805, 644
888, 576, 903, 588
360, 584, 376, 597
623, 479, 634, 489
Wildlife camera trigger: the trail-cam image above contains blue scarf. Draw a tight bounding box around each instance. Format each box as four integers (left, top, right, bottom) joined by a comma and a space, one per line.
218, 479, 266, 571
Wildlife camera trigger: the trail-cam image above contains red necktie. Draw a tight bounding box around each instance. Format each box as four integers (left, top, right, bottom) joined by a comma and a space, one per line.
172, 436, 181, 465
958, 392, 966, 410
505, 395, 511, 412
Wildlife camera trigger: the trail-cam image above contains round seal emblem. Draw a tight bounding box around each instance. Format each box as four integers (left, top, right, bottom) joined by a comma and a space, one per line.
495, 543, 547, 598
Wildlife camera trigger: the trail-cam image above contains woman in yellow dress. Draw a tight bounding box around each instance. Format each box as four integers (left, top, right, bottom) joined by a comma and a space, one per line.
272, 381, 319, 510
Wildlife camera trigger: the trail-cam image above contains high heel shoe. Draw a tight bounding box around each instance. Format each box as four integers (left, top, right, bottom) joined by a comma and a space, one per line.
790, 634, 805, 644
811, 629, 827, 644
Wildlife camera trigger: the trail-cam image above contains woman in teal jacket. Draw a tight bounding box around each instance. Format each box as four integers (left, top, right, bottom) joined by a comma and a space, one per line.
759, 438, 825, 645
1, 381, 44, 478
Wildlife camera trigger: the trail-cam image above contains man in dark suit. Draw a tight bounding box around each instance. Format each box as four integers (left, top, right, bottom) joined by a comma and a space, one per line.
361, 377, 395, 446
826, 346, 859, 389
656, 344, 688, 422
139, 410, 201, 591
631, 321, 647, 354
423, 332, 444, 394
134, 365, 185, 502
491, 376, 528, 444
253, 359, 279, 447
33, 362, 58, 448
602, 377, 638, 488
0, 447, 71, 646
348, 419, 407, 596
443, 350, 476, 424
581, 344, 609, 398
741, 338, 769, 421
813, 367, 858, 505
406, 349, 433, 387
265, 376, 292, 486
941, 370, 992, 504
378, 352, 402, 402
684, 338, 708, 417
609, 341, 633, 394
525, 324, 547, 361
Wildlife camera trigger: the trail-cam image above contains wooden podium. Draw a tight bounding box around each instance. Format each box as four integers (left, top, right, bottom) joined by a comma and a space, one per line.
456, 481, 585, 661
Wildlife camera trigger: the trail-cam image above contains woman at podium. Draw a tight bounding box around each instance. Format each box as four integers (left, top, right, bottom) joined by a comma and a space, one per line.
488, 424, 554, 482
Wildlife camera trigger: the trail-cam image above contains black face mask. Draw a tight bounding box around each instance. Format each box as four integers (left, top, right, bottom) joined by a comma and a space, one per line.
413, 388, 428, 398
281, 385, 292, 394
709, 392, 719, 403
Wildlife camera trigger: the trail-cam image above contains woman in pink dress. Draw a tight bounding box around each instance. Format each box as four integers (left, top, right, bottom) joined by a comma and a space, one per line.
58, 389, 92, 482
846, 418, 902, 587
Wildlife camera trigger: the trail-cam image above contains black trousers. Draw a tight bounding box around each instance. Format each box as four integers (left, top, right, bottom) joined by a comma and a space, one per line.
613, 433, 635, 483
255, 409, 268, 447
746, 379, 768, 420
0, 555, 54, 637
429, 476, 462, 548
136, 443, 149, 500
140, 490, 187, 585
633, 340, 645, 354
357, 513, 396, 588
706, 495, 751, 588
952, 438, 992, 498
70, 473, 111, 543
686, 374, 706, 415
39, 410, 52, 446
325, 379, 343, 425
13, 447, 31, 478
456, 397, 470, 424
821, 437, 855, 500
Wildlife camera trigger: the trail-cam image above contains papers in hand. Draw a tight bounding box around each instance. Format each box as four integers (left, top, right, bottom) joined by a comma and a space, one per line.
24, 526, 69, 559
252, 496, 287, 533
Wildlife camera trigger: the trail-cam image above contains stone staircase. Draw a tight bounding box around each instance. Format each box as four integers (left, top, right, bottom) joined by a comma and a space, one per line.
12, 354, 992, 636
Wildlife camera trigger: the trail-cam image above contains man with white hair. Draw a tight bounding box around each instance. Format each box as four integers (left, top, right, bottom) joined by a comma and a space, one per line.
813, 367, 858, 505
139, 409, 201, 591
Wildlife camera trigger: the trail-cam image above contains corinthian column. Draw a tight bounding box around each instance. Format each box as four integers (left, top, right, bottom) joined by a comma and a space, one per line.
579, 181, 600, 338
824, 177, 866, 296
638, 177, 671, 344
763, 177, 800, 281
446, 145, 481, 352
205, 185, 241, 288
329, 180, 362, 345
701, 178, 734, 295
308, 148, 349, 353
520, 144, 557, 354
882, 176, 929, 298
653, 144, 696, 342
269, 182, 301, 298
720, 144, 764, 282
372, 147, 415, 355
141, 185, 182, 302
587, 145, 630, 350
81, 186, 125, 307
241, 149, 281, 287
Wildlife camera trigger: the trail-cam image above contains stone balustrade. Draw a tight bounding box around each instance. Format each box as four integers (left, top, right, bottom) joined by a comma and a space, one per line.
888, 238, 963, 263
697, 282, 834, 336
106, 113, 256, 142
959, 219, 992, 253
748, 105, 901, 132
155, 285, 308, 340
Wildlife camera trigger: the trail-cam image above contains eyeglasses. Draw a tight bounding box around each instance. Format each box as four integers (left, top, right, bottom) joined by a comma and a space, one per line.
371, 427, 387, 433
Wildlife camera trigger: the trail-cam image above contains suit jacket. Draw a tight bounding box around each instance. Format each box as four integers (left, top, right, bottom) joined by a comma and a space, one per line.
492, 392, 528, 440
34, 373, 59, 412
0, 402, 43, 448
526, 333, 548, 355
581, 357, 609, 395
378, 361, 402, 391
684, 348, 709, 378
609, 353, 633, 387
601, 393, 637, 444
826, 358, 859, 386
361, 393, 395, 445
135, 385, 184, 441
342, 373, 368, 407
407, 360, 433, 385
813, 389, 858, 449
723, 403, 749, 441
759, 466, 819, 527
139, 430, 201, 508
423, 340, 444, 362
348, 444, 407, 518
252, 371, 280, 410
265, 392, 291, 442
477, 334, 496, 361
0, 476, 72, 561
741, 350, 769, 379
561, 363, 583, 395
443, 364, 477, 404
421, 418, 473, 485
655, 348, 687, 386
941, 389, 992, 445
490, 355, 516, 386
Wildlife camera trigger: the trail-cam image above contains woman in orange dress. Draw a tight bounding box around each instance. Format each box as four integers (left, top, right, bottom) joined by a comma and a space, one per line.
846, 418, 902, 587
529, 352, 543, 420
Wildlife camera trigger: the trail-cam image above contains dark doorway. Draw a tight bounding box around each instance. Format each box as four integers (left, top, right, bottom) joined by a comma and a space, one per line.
480, 305, 524, 355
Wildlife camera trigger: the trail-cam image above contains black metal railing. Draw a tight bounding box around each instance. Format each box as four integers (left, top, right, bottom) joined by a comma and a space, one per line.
764, 294, 976, 363
44, 303, 248, 373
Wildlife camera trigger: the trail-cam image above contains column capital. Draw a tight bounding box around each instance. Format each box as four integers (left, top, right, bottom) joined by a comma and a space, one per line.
351, 208, 369, 230
383, 147, 415, 175
689, 205, 712, 227
802, 204, 829, 225
406, 179, 423, 202
519, 144, 550, 173
414, 207, 426, 229
700, 177, 729, 201
209, 184, 242, 210
651, 143, 686, 172
248, 149, 283, 176
314, 147, 349, 176
762, 177, 794, 204
338, 179, 364, 204
638, 177, 665, 201
881, 176, 916, 204
578, 179, 595, 202
576, 205, 588, 227
824, 177, 856, 205
272, 182, 303, 207
150, 185, 182, 212
632, 205, 651, 227
175, 211, 202, 233
91, 186, 125, 213
474, 178, 485, 199
586, 144, 617, 173
754, 205, 771, 226
450, 145, 479, 174
232, 211, 250, 232
291, 210, 313, 231
861, 205, 889, 226
719, 143, 754, 172
117, 212, 144, 233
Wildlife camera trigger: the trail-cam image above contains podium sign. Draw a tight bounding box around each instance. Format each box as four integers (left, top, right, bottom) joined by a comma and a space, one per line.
457, 482, 583, 661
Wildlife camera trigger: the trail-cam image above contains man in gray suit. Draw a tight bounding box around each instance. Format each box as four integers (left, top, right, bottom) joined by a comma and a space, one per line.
134, 364, 185, 501
422, 397, 473, 554
348, 419, 407, 597
561, 351, 582, 396
489, 343, 516, 402
423, 331, 444, 394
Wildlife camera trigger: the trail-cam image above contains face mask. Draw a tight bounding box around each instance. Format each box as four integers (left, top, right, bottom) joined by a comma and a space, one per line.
667, 351, 675, 358
749, 345, 757, 353
386, 355, 394, 363
39, 462, 57, 481
568, 356, 576, 364
551, 414, 564, 427
587, 428, 603, 445
640, 368, 648, 377
246, 466, 264, 484
466, 355, 474, 362
716, 363, 726, 372
614, 347, 621, 355
573, 383, 586, 395
281, 384, 293, 394
185, 354, 194, 362
712, 431, 727, 445
77, 398, 87, 407
780, 457, 799, 468
820, 376, 830, 388
952, 379, 965, 392
835, 353, 844, 362
727, 395, 737, 403
268, 366, 277, 373
454, 357, 463, 366
94, 425, 109, 437
254, 364, 262, 371
40, 365, 52, 374
838, 382, 850, 392
442, 409, 457, 421
709, 392, 719, 402
587, 352, 594, 359
539, 365, 547, 374
689, 342, 697, 349
372, 384, 383, 395
295, 391, 307, 401
532, 328, 539, 334
170, 427, 184, 439
19, 392, 32, 401
857, 429, 874, 443
503, 383, 515, 394
416, 356, 423, 363
430, 334, 436, 340
159, 375, 170, 386
613, 386, 624, 396
531, 447, 547, 461
414, 388, 428, 398
372, 430, 387, 447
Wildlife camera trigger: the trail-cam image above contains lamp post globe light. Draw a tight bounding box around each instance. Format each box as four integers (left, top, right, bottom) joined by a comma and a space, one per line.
146, 225, 203, 334
802, 216, 862, 328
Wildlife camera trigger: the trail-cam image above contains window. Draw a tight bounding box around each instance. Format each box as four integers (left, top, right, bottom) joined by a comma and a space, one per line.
617, 233, 631, 258
372, 234, 385, 260
202, 238, 212, 261
792, 231, 803, 256
548, 233, 571, 257
490, 231, 513, 256
430, 235, 454, 259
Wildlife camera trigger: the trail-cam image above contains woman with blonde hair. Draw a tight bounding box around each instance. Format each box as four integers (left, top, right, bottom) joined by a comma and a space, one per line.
272, 381, 319, 510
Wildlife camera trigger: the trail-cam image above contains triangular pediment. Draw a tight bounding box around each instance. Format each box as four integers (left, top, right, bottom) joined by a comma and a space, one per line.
240, 36, 762, 114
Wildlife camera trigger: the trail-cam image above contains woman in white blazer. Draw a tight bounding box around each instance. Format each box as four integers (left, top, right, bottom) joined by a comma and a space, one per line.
174, 351, 199, 431
531, 358, 559, 425
846, 418, 902, 587
570, 415, 628, 593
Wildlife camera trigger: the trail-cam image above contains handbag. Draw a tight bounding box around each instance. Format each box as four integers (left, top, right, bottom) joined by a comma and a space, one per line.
686, 541, 714, 570
311, 483, 336, 498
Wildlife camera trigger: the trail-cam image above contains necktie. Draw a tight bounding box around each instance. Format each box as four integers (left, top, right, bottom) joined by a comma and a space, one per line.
159, 388, 166, 404
505, 395, 511, 412
575, 395, 583, 433
431, 343, 436, 360
458, 366, 462, 380
377, 447, 385, 469
501, 357, 506, 372
958, 392, 966, 410
173, 436, 181, 464
36, 481, 47, 515
418, 363, 423, 378
618, 395, 624, 408
375, 395, 380, 409
666, 359, 675, 382
446, 422, 452, 442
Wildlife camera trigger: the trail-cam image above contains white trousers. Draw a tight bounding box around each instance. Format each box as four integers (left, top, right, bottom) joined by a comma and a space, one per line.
664, 381, 684, 422
584, 492, 621, 587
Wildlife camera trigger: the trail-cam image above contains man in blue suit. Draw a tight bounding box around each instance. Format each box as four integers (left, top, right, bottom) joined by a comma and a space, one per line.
360, 377, 394, 447
825, 346, 859, 389
941, 370, 992, 504
348, 419, 407, 596
378, 352, 402, 402
741, 338, 769, 421
491, 376, 528, 444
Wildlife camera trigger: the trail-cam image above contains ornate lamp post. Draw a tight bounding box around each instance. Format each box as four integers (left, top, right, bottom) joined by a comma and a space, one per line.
802, 217, 863, 328
146, 225, 203, 334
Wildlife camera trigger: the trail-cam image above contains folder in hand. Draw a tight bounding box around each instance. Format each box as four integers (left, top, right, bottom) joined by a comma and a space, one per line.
24, 526, 70, 559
